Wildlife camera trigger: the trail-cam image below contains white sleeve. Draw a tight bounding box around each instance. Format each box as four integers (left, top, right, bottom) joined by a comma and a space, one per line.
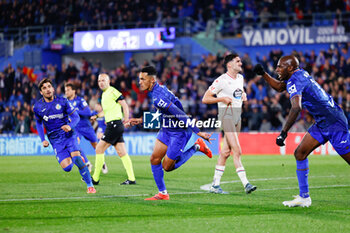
209, 78, 222, 95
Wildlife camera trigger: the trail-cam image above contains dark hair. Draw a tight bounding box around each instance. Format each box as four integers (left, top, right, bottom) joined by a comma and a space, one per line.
65, 82, 76, 91
223, 53, 239, 67
141, 66, 157, 76
38, 78, 53, 90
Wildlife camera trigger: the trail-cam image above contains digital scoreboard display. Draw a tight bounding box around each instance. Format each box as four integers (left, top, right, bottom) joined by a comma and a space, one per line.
73, 27, 175, 52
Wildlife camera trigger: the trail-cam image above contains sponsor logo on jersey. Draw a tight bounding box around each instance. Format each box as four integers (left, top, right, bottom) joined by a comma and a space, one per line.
43, 113, 64, 121
157, 99, 167, 108
288, 84, 297, 94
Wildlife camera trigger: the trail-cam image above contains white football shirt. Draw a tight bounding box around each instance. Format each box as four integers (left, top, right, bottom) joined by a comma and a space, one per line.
209, 72, 244, 109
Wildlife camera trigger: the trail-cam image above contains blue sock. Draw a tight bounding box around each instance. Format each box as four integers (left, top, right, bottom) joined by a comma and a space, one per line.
72, 156, 93, 188
80, 150, 89, 163
174, 145, 196, 169
151, 164, 166, 192
296, 159, 309, 198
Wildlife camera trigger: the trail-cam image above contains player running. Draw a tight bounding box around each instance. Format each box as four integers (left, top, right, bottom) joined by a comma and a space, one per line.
64, 83, 108, 174
129, 66, 214, 201
203, 53, 256, 194
254, 55, 350, 207
33, 78, 96, 194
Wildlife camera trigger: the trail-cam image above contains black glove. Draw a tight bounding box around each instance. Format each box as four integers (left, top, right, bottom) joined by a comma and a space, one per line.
253, 64, 265, 75
276, 131, 287, 146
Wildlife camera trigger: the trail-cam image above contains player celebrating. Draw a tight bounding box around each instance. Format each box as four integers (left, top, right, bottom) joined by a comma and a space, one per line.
129, 66, 214, 201
90, 73, 136, 185
254, 55, 350, 207
64, 83, 108, 174
33, 78, 96, 194
203, 53, 257, 194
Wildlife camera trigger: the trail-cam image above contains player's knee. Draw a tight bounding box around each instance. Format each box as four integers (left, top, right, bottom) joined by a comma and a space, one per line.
220, 149, 230, 158
294, 148, 307, 161
63, 163, 73, 172
150, 156, 162, 165
162, 164, 173, 172
232, 149, 241, 157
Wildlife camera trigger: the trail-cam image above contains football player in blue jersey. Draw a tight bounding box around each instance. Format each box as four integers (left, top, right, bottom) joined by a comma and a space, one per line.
129, 66, 214, 200
64, 83, 108, 174
33, 78, 96, 194
254, 55, 350, 207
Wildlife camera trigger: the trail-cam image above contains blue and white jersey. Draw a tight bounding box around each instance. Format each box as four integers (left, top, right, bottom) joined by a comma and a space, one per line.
151, 82, 199, 133
286, 69, 347, 128
33, 96, 76, 141
68, 95, 93, 128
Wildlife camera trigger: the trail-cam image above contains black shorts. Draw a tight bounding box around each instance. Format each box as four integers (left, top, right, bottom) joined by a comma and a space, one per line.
101, 120, 124, 145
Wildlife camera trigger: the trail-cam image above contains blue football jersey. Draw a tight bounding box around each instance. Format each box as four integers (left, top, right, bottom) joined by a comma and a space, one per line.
33, 96, 76, 140
68, 96, 93, 128
151, 82, 200, 133
286, 69, 347, 128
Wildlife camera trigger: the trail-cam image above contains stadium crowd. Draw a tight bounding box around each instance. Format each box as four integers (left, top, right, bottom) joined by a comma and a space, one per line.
0, 42, 350, 135
0, 0, 349, 34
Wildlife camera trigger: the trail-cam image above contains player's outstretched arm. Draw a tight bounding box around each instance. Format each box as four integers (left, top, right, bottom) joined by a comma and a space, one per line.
91, 111, 105, 121
119, 99, 130, 125
128, 118, 143, 126
197, 132, 215, 144
253, 64, 286, 92
35, 119, 50, 147
202, 90, 232, 105
276, 95, 302, 146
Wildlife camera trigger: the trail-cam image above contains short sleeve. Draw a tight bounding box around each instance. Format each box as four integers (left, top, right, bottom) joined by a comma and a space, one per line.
80, 98, 88, 108
112, 88, 122, 101
209, 78, 222, 95
286, 76, 305, 99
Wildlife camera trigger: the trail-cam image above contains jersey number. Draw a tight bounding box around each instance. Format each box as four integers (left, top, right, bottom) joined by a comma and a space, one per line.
310, 79, 334, 108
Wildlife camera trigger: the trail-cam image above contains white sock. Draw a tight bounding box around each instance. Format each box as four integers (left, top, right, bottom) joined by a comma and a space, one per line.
236, 167, 249, 187
212, 165, 225, 186
194, 144, 200, 151
160, 190, 168, 195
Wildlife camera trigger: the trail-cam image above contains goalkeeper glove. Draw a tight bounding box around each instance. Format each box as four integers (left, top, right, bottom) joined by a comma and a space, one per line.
276, 130, 287, 146
253, 64, 265, 75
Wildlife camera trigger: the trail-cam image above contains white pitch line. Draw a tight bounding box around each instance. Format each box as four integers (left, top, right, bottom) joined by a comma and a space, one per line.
200, 175, 338, 191
0, 176, 350, 202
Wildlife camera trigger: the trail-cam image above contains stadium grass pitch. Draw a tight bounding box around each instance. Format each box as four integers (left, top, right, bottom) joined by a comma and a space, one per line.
0, 155, 349, 233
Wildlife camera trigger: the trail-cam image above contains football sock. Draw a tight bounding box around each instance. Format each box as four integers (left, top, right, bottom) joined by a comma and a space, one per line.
174, 145, 196, 169
212, 165, 225, 186
92, 153, 105, 181
72, 156, 93, 188
160, 190, 168, 195
80, 150, 89, 163
121, 154, 135, 181
151, 164, 166, 192
236, 167, 249, 187
296, 159, 309, 198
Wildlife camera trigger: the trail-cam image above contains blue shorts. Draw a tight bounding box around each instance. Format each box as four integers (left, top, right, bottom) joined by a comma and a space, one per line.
50, 132, 81, 164
308, 121, 350, 155
76, 126, 98, 143
157, 128, 193, 160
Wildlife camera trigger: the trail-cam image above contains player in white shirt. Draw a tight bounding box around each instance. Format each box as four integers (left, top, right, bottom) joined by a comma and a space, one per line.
202, 53, 257, 194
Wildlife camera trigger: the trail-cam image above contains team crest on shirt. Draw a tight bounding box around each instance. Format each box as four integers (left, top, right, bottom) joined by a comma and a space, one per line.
55, 104, 61, 110
73, 101, 77, 106
233, 88, 243, 99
